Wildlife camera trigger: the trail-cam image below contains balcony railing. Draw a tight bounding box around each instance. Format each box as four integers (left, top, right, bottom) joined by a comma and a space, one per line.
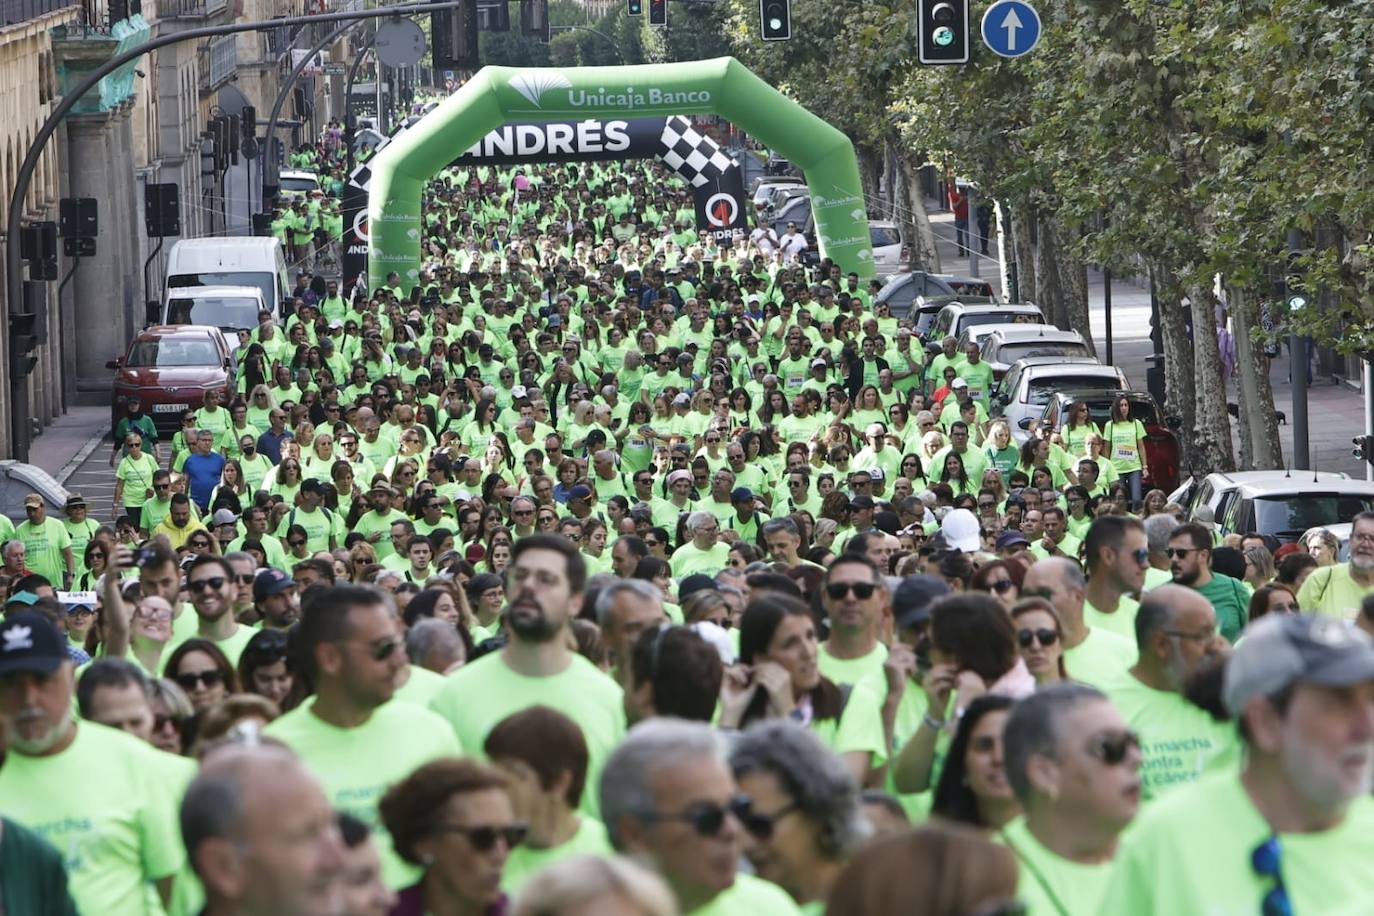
163, 0, 226, 19
197, 31, 235, 91
0, 0, 77, 26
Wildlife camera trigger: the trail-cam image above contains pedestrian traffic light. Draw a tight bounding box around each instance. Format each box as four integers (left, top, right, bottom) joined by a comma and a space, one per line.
1354, 436, 1374, 466
627, 0, 642, 14
918, 0, 969, 65
760, 0, 790, 40
649, 0, 666, 26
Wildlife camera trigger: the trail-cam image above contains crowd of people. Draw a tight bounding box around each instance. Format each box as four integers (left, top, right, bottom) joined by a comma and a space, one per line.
3, 102, 1374, 916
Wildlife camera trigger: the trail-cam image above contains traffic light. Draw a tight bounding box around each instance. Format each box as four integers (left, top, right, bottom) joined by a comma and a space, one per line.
433, 0, 480, 70
521, 0, 549, 41
627, 0, 642, 14
918, 0, 969, 65
760, 0, 790, 40
648, 0, 666, 26
9, 311, 41, 380
1354, 436, 1374, 466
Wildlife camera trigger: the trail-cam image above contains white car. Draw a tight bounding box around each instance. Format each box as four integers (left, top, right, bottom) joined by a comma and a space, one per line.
868, 220, 905, 278
279, 169, 321, 200
1168, 470, 1374, 543
995, 358, 1128, 443
752, 176, 805, 210
979, 326, 1094, 380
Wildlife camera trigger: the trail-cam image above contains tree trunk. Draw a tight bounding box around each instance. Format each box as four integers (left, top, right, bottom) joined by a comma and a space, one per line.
1185, 281, 1237, 473
1051, 216, 1092, 355
1155, 268, 1197, 466
1033, 213, 1069, 329
1008, 199, 1037, 305
856, 145, 882, 215
895, 151, 939, 273
1229, 285, 1284, 469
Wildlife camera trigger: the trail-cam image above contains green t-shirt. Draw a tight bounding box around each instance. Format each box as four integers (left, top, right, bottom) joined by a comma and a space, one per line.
1062, 626, 1137, 688
264, 699, 462, 889
0, 722, 185, 916
275, 505, 345, 554
15, 516, 71, 586
959, 359, 995, 405
817, 642, 887, 690
1103, 419, 1148, 474
1296, 563, 1374, 622
1082, 595, 1139, 643
1101, 768, 1374, 916
811, 679, 888, 767
500, 817, 613, 896
164, 621, 258, 670
669, 541, 732, 578
1192, 573, 1249, 643
1000, 816, 1114, 916
428, 652, 625, 818
1101, 672, 1241, 802
392, 664, 446, 707
686, 873, 802, 916
116, 452, 160, 509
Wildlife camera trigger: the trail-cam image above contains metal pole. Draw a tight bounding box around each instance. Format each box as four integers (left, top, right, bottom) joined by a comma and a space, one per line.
344, 33, 378, 175
3, 0, 460, 462
967, 185, 978, 278
1103, 267, 1113, 365
1287, 226, 1309, 470
1365, 360, 1374, 482
262, 18, 362, 206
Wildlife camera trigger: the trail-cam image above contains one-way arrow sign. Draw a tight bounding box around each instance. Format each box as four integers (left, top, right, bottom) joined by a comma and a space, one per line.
981, 0, 1041, 58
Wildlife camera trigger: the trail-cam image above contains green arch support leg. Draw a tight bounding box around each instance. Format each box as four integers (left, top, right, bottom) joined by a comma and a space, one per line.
366, 57, 874, 289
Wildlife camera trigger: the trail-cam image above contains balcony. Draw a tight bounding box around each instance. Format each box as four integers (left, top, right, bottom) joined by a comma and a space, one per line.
0, 0, 76, 26
197, 31, 234, 92
162, 0, 225, 19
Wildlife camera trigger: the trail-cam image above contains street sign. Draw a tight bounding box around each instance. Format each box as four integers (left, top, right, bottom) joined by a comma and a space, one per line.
981, 0, 1041, 58
324, 62, 346, 76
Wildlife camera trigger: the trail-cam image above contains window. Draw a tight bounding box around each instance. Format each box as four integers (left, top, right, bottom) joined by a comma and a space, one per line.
870, 226, 901, 247
1253, 494, 1374, 538
126, 338, 221, 368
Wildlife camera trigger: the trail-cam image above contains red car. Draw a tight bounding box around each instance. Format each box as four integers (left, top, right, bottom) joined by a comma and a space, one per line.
1038, 390, 1182, 493
107, 325, 234, 435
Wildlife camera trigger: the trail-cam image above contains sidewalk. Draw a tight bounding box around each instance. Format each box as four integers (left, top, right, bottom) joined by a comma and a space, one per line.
922, 208, 1368, 477
28, 405, 109, 486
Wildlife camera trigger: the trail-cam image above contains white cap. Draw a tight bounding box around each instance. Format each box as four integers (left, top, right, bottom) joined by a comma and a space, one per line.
511, 385, 528, 399
941, 508, 980, 553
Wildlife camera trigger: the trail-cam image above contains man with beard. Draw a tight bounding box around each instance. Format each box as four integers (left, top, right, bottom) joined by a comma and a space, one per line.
266, 584, 460, 890
0, 612, 184, 915
178, 555, 257, 665
429, 534, 624, 817
1103, 614, 1374, 913
1101, 586, 1240, 802
1167, 523, 1248, 643
1298, 509, 1374, 620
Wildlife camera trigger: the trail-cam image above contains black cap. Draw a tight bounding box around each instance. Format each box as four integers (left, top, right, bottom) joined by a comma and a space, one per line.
0, 612, 67, 676
892, 575, 950, 631
849, 495, 876, 511
679, 574, 719, 601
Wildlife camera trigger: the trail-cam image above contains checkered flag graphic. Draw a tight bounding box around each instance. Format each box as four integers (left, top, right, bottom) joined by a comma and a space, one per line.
659, 116, 738, 188
349, 162, 373, 192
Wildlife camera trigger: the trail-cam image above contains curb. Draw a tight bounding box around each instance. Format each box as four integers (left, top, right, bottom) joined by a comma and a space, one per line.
56, 425, 109, 486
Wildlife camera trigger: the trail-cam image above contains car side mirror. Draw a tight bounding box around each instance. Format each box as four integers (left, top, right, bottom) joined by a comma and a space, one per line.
105, 358, 121, 370
1017, 417, 1034, 430
145, 300, 160, 327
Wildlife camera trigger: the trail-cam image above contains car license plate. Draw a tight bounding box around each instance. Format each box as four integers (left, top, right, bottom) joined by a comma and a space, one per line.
152, 403, 182, 413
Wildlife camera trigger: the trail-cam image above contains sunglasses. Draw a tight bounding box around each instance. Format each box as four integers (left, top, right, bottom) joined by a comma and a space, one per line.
1251, 836, 1290, 916
1086, 730, 1141, 766
153, 714, 180, 732
1018, 627, 1059, 648
655, 794, 752, 837
187, 576, 226, 594
434, 823, 529, 852
365, 637, 402, 661
1164, 547, 1199, 558
825, 581, 877, 600
986, 579, 1016, 594
175, 670, 224, 690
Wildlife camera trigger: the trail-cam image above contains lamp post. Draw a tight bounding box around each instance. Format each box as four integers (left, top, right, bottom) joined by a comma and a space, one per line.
4, 0, 461, 462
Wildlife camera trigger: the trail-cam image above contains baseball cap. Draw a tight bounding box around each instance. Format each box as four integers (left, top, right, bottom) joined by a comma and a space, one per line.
892, 575, 951, 631
511, 385, 529, 400
300, 479, 327, 496
5, 591, 38, 608
1223, 614, 1374, 717
0, 612, 67, 676
212, 509, 239, 527
869, 468, 885, 482
672, 393, 691, 407
996, 530, 1031, 551
253, 568, 296, 603
63, 494, 87, 510
811, 359, 828, 369
679, 574, 719, 601
568, 484, 593, 501
951, 378, 968, 390
23, 494, 42, 509
730, 487, 754, 504
941, 508, 981, 553
328, 319, 344, 330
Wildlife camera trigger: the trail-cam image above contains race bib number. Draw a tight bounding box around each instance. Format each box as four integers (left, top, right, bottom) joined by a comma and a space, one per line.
968, 388, 984, 401
628, 437, 647, 449
787, 375, 804, 390
1115, 446, 1136, 462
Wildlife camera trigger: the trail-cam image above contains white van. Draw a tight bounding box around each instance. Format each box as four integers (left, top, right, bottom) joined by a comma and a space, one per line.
164, 285, 268, 355
164, 237, 290, 323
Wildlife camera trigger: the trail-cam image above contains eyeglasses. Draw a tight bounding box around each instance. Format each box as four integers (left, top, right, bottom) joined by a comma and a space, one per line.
237, 574, 256, 585
1129, 547, 1150, 565
652, 794, 752, 837
432, 823, 528, 852
1017, 627, 1059, 648
175, 670, 224, 690
187, 576, 226, 594
1251, 836, 1291, 916
360, 637, 401, 661
1164, 547, 1199, 558
986, 579, 1016, 594
825, 581, 876, 600
1086, 730, 1141, 766
978, 500, 997, 509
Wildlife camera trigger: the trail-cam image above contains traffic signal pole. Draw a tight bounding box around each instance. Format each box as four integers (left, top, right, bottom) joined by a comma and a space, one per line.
3, 0, 461, 462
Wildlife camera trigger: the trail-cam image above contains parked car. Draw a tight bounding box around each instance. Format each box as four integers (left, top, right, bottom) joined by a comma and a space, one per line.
980, 326, 1095, 381
1036, 389, 1183, 493
868, 220, 906, 279
107, 325, 234, 434
929, 302, 1046, 343
996, 357, 1128, 443
752, 175, 805, 210
278, 169, 321, 201
875, 271, 998, 321
764, 184, 809, 218
1167, 470, 1374, 544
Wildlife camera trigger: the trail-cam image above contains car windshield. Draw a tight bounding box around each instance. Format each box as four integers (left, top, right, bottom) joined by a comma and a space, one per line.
948, 280, 995, 296
999, 342, 1092, 364
914, 306, 944, 334
1026, 378, 1121, 406
169, 272, 276, 315
280, 177, 318, 192
1257, 495, 1374, 538
1073, 397, 1158, 426
126, 339, 220, 368
870, 226, 901, 247
167, 296, 260, 331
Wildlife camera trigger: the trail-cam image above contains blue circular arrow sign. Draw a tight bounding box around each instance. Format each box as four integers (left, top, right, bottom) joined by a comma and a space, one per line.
981, 0, 1042, 58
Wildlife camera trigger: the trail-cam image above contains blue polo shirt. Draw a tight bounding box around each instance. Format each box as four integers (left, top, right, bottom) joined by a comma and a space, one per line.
182, 452, 227, 509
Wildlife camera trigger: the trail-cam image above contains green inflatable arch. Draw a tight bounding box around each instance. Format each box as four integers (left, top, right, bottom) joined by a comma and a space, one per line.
366, 56, 874, 288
